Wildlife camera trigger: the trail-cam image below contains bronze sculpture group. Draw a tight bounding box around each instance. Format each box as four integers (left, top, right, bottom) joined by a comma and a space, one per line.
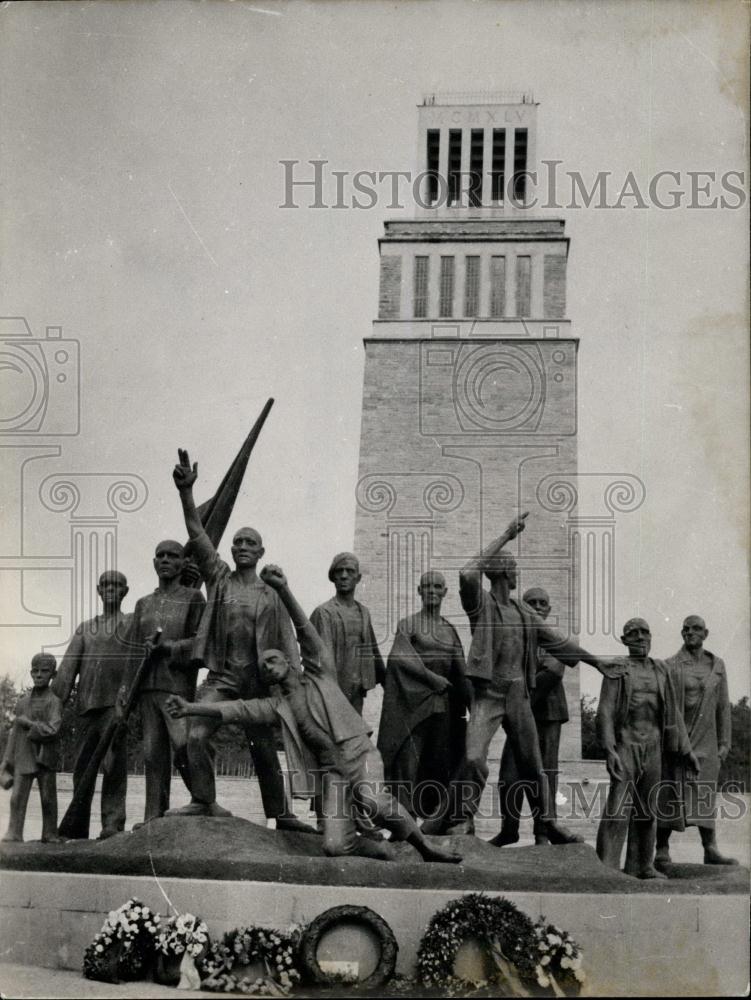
0, 439, 738, 877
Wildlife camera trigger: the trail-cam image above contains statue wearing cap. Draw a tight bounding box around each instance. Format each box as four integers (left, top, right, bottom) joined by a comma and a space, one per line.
310, 552, 386, 715
53, 570, 132, 839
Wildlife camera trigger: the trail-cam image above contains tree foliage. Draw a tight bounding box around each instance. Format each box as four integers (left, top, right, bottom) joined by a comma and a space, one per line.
580, 694, 604, 760
719, 695, 750, 790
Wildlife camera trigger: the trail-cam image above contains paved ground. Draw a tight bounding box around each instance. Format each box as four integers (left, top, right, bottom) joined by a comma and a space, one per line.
2, 773, 749, 867
0, 963, 219, 999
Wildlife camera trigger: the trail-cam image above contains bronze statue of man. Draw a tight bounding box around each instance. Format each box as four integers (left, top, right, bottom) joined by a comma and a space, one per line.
494, 586, 570, 846
378, 571, 470, 818
53, 571, 132, 839
595, 617, 699, 879
1, 653, 63, 843
655, 615, 737, 867
168, 450, 310, 832
166, 564, 462, 865
126, 540, 206, 827
310, 553, 385, 715
424, 512, 623, 843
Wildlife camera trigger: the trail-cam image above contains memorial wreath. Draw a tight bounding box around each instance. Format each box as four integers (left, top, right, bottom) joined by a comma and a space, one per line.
417, 894, 585, 996
200, 924, 303, 996
82, 898, 160, 984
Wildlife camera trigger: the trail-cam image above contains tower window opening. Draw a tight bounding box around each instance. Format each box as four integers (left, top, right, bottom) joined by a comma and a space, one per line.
490, 255, 506, 317
513, 128, 528, 203
464, 256, 480, 316
425, 129, 440, 207
439, 256, 455, 317
515, 255, 531, 317
413, 256, 430, 318
491, 128, 506, 202
469, 129, 484, 207
447, 129, 462, 206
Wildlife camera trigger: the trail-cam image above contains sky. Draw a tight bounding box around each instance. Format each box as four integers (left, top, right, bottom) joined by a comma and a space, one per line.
0, 0, 748, 699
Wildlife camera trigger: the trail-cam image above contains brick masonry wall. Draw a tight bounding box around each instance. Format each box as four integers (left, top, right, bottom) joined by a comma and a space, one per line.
378, 255, 402, 318
354, 337, 582, 760
544, 253, 567, 318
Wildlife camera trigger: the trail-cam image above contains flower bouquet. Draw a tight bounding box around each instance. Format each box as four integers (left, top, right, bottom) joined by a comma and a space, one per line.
83, 898, 160, 984
201, 924, 303, 996
532, 920, 586, 996
154, 912, 210, 989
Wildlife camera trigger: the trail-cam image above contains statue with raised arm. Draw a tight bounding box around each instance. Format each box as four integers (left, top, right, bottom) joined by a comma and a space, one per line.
494, 586, 570, 846
310, 553, 385, 715
378, 571, 470, 817
423, 512, 624, 842
125, 540, 206, 827
167, 450, 311, 833
595, 617, 699, 879
166, 565, 462, 865
654, 615, 737, 868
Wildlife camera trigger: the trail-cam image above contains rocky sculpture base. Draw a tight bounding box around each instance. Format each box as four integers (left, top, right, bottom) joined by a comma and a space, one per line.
0, 815, 746, 894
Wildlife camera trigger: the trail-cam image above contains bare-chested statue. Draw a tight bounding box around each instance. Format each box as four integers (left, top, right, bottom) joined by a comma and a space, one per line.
424, 512, 623, 842
378, 571, 470, 817
167, 450, 311, 832
310, 553, 385, 715
166, 565, 462, 865
654, 615, 737, 867
595, 618, 699, 879
494, 586, 570, 846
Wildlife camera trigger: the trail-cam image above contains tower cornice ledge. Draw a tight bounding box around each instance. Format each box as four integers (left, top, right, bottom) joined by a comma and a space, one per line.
380, 219, 567, 241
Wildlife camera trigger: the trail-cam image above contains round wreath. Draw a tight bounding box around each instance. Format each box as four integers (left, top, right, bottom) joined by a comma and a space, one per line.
200, 924, 303, 996
417, 893, 584, 996
298, 904, 398, 989
83, 898, 160, 984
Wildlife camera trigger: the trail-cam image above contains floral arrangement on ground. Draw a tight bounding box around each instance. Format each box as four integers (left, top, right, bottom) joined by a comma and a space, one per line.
82, 898, 161, 984
416, 893, 585, 996
83, 894, 585, 996
199, 924, 303, 996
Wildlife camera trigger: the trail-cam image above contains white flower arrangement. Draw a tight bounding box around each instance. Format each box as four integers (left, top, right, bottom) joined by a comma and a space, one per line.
83, 898, 160, 983
534, 920, 587, 990
200, 924, 303, 996
156, 912, 210, 959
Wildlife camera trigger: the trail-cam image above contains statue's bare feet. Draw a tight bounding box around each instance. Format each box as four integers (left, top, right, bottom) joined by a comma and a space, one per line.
638, 866, 668, 880
41, 834, 66, 844
207, 802, 233, 818
704, 847, 738, 865
2, 833, 22, 843
419, 839, 463, 864
166, 802, 209, 817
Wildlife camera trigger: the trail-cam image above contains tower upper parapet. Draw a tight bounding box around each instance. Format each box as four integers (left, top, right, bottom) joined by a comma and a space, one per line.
416, 92, 538, 214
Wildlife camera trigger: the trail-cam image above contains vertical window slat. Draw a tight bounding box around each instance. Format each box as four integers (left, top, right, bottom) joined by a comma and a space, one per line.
439, 256, 455, 317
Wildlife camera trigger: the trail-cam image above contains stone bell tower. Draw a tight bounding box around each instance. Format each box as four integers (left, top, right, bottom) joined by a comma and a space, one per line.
354, 92, 582, 759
